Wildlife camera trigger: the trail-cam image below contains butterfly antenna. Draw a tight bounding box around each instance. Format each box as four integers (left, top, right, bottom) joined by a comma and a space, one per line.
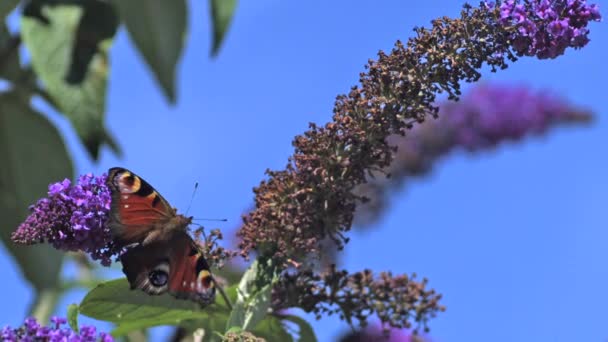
192, 218, 228, 222
185, 182, 199, 216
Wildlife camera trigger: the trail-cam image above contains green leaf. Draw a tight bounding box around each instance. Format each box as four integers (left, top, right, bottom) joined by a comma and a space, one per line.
280, 315, 317, 342
252, 316, 294, 342
79, 278, 236, 337
112, 0, 187, 103
242, 284, 272, 331
225, 326, 243, 334
0, 90, 70, 291
20, 4, 118, 160
67, 303, 79, 332
0, 0, 19, 20
226, 258, 278, 333
0, 23, 22, 82
209, 0, 237, 56
180, 315, 233, 342
226, 259, 259, 330
65, 1, 118, 85
29, 288, 61, 324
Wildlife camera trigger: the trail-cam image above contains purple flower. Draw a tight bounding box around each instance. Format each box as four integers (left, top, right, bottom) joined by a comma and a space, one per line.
492, 0, 601, 59
1, 316, 112, 342
353, 83, 593, 226
0, 327, 17, 341
445, 84, 591, 150
11, 173, 117, 266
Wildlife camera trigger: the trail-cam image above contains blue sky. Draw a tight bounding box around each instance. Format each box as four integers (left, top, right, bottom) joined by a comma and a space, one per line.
1, 0, 607, 341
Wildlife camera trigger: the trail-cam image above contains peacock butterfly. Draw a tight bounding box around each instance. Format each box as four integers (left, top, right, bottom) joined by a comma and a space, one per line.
106, 167, 216, 306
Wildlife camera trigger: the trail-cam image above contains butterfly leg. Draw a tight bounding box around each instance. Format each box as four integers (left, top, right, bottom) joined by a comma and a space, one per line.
142, 229, 163, 246
123, 242, 141, 250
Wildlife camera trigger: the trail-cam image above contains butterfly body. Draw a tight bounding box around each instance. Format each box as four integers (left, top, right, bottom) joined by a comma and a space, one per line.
106, 167, 215, 306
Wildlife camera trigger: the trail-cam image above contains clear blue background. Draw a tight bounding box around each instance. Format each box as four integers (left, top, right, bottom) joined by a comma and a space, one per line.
2, 1, 607, 341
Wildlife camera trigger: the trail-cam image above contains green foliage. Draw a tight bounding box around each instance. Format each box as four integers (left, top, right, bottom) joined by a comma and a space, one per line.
0, 23, 22, 82
0, 0, 19, 20
77, 268, 297, 341
226, 259, 278, 333
66, 0, 119, 85
79, 278, 235, 337
280, 315, 317, 342
253, 317, 294, 342
2, 0, 298, 339
242, 284, 273, 331
0, 90, 71, 291
67, 304, 79, 332
20, 3, 119, 160
6, 0, 239, 161
112, 0, 187, 103
210, 0, 237, 56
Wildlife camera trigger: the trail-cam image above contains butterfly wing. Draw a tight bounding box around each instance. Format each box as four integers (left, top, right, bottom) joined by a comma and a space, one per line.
106, 167, 178, 246
120, 230, 216, 305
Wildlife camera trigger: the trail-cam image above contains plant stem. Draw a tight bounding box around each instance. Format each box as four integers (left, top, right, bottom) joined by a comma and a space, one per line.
28, 288, 61, 323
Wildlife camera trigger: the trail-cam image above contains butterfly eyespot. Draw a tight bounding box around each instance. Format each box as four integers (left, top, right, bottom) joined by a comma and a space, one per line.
116, 173, 141, 193
148, 261, 170, 289
198, 270, 213, 289
149, 270, 168, 287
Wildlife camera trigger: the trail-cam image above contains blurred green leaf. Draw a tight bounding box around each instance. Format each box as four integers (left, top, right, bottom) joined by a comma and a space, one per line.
80, 278, 236, 337
67, 303, 79, 332
112, 0, 187, 103
253, 316, 294, 342
178, 312, 234, 342
226, 260, 257, 330
0, 90, 70, 291
225, 326, 243, 334
281, 315, 317, 342
227, 259, 278, 333
209, 0, 237, 56
0, 23, 22, 82
0, 0, 19, 20
242, 284, 272, 331
65, 1, 118, 85
29, 288, 61, 324
20, 4, 118, 159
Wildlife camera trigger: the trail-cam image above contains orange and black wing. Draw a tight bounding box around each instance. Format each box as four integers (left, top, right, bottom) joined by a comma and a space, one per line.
120, 230, 216, 306
106, 167, 176, 246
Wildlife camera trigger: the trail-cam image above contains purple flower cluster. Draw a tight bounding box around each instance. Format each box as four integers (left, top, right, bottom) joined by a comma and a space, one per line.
444, 83, 592, 150
1, 317, 112, 342
494, 0, 601, 59
11, 173, 116, 266
353, 83, 592, 225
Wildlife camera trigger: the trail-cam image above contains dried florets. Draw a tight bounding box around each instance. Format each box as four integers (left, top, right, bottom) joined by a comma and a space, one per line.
237, 0, 600, 263
222, 331, 266, 342
272, 266, 444, 332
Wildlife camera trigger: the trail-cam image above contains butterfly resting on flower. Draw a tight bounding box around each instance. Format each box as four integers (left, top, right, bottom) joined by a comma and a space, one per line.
106, 167, 216, 306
